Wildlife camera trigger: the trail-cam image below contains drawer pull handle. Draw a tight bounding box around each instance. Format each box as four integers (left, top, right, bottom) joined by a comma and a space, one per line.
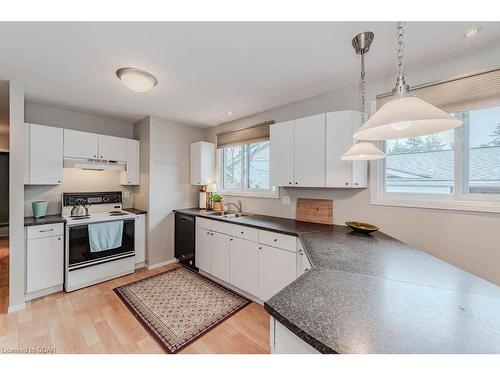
39, 229, 54, 233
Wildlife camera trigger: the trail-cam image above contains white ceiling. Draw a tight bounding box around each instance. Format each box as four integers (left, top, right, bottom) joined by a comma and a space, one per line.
0, 22, 500, 127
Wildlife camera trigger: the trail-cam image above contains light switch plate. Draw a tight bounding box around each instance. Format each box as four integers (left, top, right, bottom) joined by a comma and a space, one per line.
281, 196, 290, 206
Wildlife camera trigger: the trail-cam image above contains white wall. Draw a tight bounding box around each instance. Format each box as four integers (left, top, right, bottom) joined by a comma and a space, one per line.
205, 42, 500, 286
9, 81, 25, 311
24, 103, 136, 216
133, 116, 204, 267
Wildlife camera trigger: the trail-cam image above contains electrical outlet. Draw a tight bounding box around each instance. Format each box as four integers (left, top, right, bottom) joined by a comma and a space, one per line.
281, 196, 290, 206
123, 191, 130, 199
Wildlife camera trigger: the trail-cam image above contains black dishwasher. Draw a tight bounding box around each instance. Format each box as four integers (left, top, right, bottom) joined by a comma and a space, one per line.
174, 213, 196, 269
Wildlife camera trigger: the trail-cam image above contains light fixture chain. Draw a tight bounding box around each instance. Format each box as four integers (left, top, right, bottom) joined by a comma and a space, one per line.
396, 21, 405, 79
360, 54, 366, 124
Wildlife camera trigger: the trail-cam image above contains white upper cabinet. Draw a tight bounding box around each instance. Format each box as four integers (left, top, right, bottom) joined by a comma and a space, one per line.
98, 135, 126, 161
270, 110, 366, 188
63, 129, 99, 159
120, 139, 140, 185
24, 123, 30, 185
270, 120, 294, 187
270, 114, 325, 187
28, 124, 63, 185
326, 111, 367, 188
190, 141, 215, 185
294, 113, 326, 187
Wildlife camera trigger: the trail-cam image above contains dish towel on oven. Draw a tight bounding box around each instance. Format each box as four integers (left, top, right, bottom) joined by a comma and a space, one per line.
88, 220, 124, 252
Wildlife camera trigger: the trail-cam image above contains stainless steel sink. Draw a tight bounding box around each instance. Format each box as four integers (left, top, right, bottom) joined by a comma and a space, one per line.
207, 211, 249, 219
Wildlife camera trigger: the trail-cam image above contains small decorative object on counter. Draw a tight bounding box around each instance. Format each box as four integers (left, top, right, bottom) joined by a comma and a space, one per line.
199, 186, 207, 209
206, 183, 217, 210
32, 201, 49, 218
345, 221, 379, 234
212, 193, 223, 211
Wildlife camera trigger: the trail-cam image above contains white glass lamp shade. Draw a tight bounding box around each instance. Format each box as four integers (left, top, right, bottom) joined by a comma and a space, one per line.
341, 142, 386, 160
353, 96, 462, 140
116, 68, 158, 93
206, 183, 217, 193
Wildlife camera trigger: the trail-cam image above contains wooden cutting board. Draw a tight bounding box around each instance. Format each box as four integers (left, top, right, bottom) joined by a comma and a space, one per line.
296, 198, 333, 225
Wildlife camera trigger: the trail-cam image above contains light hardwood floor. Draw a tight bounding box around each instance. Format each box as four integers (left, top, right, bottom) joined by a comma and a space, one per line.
0, 237, 8, 315
0, 262, 271, 354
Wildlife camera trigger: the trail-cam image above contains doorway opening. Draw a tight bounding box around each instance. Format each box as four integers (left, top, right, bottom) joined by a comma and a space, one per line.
0, 151, 8, 313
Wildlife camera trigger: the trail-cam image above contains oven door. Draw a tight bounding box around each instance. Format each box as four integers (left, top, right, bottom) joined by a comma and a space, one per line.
68, 219, 135, 270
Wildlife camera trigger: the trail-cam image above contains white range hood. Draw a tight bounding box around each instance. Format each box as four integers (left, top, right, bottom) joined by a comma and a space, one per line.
63, 157, 125, 171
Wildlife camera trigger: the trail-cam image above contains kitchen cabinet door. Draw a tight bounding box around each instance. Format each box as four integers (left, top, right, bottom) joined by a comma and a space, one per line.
270, 120, 295, 187
297, 242, 311, 277
24, 123, 30, 184
28, 124, 63, 185
190, 141, 215, 185
210, 231, 231, 283
26, 235, 64, 294
258, 245, 297, 301
230, 237, 259, 296
195, 228, 211, 273
98, 135, 126, 161
134, 214, 146, 266
325, 111, 367, 188
120, 139, 140, 185
294, 113, 326, 187
63, 129, 99, 159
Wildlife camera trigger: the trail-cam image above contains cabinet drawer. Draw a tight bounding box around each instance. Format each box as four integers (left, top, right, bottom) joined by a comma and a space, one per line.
259, 230, 297, 252
27, 223, 64, 239
210, 219, 234, 234
196, 217, 212, 230
229, 224, 258, 242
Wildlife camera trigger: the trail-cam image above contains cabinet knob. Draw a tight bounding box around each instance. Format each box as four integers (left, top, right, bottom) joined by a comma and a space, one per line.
274, 238, 277, 242
206, 231, 210, 235
354, 182, 358, 186
288, 182, 292, 185
259, 246, 262, 250
305, 268, 310, 272
210, 233, 213, 236
93, 155, 96, 158
230, 238, 233, 241
345, 182, 349, 186
240, 231, 244, 234
295, 182, 298, 185
58, 237, 61, 240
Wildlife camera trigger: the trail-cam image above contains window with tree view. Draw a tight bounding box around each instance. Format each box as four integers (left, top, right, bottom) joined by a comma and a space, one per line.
220, 140, 275, 194
384, 105, 500, 197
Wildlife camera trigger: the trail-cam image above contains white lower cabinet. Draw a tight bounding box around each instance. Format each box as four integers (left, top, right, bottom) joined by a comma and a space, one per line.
259, 245, 297, 301
271, 318, 320, 354
297, 242, 312, 277
230, 237, 260, 297
196, 217, 298, 303
26, 223, 64, 299
134, 214, 146, 267
196, 228, 212, 273
210, 232, 231, 283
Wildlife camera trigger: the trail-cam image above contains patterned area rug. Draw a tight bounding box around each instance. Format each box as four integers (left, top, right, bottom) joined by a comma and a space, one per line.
114, 266, 250, 353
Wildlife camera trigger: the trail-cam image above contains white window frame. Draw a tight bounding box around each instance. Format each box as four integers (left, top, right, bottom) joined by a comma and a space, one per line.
216, 141, 279, 199
370, 100, 500, 213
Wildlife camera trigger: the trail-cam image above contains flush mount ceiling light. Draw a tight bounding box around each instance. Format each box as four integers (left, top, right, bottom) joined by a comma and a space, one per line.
341, 31, 386, 161
116, 67, 158, 93
465, 27, 482, 38
353, 22, 462, 141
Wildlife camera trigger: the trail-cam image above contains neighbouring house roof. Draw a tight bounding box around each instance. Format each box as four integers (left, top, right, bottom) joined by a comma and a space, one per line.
386, 146, 500, 182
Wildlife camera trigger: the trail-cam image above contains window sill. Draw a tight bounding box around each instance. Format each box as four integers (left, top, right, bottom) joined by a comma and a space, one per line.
219, 189, 279, 199
371, 195, 500, 214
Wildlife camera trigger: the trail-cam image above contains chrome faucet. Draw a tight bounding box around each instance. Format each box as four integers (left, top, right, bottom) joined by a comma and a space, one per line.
224, 199, 243, 213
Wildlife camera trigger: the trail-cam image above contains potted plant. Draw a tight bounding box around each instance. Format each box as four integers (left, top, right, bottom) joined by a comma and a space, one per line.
212, 193, 223, 211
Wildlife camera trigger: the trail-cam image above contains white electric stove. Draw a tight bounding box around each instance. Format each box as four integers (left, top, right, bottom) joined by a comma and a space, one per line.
62, 192, 136, 292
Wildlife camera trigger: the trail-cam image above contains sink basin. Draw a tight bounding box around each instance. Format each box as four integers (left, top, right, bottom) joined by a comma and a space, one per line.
208, 211, 249, 219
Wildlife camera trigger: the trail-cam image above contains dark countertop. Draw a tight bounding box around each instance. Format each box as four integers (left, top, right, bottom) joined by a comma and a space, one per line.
175, 207, 500, 354
123, 208, 147, 215
174, 208, 331, 236
24, 214, 66, 227
267, 226, 500, 354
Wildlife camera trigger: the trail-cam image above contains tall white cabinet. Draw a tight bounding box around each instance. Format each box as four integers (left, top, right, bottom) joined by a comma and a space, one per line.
120, 139, 140, 185
25, 123, 64, 185
190, 141, 215, 185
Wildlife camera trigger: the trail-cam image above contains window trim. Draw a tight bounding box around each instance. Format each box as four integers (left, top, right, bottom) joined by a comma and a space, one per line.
216, 143, 279, 199
370, 100, 500, 214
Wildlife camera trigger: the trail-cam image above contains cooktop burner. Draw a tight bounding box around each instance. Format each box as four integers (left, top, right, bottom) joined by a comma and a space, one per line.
109, 211, 128, 216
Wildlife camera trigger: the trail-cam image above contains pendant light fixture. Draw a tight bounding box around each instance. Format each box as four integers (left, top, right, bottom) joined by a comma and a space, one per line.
341, 31, 386, 161
353, 22, 462, 141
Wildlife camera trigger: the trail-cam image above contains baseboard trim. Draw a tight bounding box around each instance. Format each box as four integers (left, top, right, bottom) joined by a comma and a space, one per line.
145, 258, 178, 270
8, 302, 26, 313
